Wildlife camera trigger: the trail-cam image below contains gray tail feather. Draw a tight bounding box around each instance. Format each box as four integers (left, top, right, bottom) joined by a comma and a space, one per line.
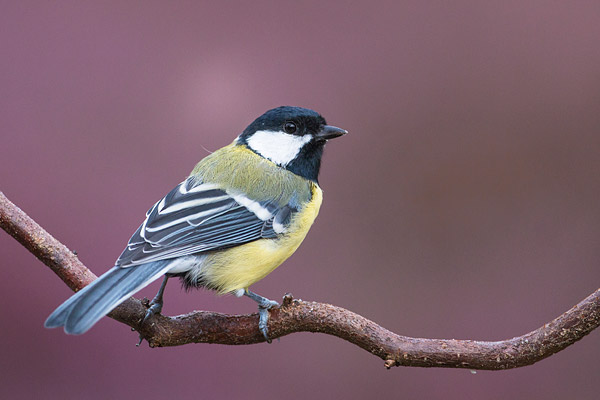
45, 260, 172, 335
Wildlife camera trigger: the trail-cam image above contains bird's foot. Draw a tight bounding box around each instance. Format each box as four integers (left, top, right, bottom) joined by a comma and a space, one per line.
257, 299, 280, 343
142, 300, 163, 324
136, 298, 164, 347
244, 290, 279, 343
136, 276, 169, 346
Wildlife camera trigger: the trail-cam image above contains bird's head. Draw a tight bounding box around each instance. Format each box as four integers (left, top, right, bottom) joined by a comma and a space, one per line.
236, 106, 347, 182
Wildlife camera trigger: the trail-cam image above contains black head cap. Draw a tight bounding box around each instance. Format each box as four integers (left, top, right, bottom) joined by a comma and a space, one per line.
238, 106, 326, 140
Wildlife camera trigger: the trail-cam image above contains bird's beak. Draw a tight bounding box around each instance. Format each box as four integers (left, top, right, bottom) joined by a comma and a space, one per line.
315, 125, 348, 141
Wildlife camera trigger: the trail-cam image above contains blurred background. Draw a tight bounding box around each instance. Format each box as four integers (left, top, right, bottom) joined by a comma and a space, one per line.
1, 1, 599, 399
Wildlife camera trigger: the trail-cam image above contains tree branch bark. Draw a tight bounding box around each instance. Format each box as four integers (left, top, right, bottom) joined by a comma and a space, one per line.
1, 191, 598, 369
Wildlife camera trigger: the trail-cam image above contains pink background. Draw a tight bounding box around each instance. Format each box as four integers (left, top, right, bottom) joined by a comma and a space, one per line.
2, 2, 599, 399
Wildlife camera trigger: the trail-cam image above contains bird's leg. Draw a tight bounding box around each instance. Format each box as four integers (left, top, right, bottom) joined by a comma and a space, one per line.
145, 275, 169, 321
137, 276, 169, 346
244, 289, 280, 343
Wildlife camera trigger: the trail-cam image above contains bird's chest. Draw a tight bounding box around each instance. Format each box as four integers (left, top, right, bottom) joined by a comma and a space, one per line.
199, 185, 323, 293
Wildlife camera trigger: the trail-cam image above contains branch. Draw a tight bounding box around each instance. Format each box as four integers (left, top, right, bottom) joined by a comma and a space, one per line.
1, 190, 599, 369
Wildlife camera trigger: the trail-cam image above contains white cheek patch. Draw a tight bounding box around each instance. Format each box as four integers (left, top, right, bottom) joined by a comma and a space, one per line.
247, 130, 313, 166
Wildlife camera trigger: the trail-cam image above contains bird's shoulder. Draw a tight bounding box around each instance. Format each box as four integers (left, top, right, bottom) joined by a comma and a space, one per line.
190, 143, 314, 207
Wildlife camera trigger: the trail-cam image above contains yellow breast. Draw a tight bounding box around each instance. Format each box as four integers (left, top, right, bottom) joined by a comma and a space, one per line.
201, 183, 323, 294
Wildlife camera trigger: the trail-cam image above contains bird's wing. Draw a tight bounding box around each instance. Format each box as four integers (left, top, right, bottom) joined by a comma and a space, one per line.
115, 177, 297, 267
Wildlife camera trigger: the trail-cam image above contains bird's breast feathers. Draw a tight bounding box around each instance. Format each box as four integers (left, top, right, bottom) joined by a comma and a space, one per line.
200, 182, 323, 294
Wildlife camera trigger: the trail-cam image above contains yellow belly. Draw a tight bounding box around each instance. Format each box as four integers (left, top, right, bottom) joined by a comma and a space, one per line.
201, 184, 323, 294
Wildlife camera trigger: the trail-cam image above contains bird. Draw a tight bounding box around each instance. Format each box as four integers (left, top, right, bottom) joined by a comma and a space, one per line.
45, 106, 347, 341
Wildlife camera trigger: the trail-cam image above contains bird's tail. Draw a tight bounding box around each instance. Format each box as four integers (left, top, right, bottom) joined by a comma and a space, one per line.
45, 260, 172, 335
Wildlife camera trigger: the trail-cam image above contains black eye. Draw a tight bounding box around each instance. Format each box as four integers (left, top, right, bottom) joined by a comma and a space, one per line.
283, 122, 297, 134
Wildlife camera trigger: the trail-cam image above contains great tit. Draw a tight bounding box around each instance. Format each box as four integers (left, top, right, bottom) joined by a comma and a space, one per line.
45, 106, 347, 341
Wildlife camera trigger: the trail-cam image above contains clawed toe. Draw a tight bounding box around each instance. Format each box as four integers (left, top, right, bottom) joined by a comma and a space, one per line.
142, 302, 163, 325
258, 306, 275, 343
243, 289, 282, 342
